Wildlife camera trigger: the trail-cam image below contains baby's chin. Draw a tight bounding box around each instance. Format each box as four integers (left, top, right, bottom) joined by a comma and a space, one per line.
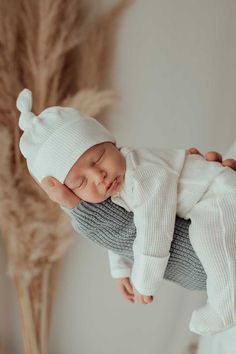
77, 193, 109, 204
83, 196, 108, 204
75, 183, 123, 204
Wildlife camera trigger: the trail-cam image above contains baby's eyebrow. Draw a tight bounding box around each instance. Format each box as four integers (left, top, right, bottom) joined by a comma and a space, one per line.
65, 148, 104, 186
92, 147, 102, 155
92, 148, 105, 159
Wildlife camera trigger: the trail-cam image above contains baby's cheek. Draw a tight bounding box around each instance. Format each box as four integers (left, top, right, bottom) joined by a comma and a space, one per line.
71, 189, 82, 199
70, 185, 87, 200
75, 186, 105, 203
91, 184, 109, 203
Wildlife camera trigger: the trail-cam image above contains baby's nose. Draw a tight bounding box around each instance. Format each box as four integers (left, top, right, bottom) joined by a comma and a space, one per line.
94, 169, 106, 184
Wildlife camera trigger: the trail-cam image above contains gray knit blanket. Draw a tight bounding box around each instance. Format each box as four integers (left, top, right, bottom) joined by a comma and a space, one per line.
62, 198, 207, 291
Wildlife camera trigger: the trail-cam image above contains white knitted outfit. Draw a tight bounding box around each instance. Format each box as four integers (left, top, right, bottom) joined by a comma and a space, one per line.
109, 147, 236, 335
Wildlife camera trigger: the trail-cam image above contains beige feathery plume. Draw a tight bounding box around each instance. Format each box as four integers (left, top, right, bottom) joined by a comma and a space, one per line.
0, 342, 11, 354
63, 89, 119, 116
0, 0, 132, 353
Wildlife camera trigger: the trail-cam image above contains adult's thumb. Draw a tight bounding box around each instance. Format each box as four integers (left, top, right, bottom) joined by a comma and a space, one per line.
41, 177, 81, 209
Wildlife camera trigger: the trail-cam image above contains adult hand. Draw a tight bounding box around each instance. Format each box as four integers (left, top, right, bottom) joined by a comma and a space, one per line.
188, 147, 236, 170
32, 175, 81, 209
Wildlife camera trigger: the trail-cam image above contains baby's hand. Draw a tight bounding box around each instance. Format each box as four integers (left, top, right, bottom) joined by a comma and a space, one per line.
116, 278, 153, 304
116, 277, 135, 303
132, 286, 153, 305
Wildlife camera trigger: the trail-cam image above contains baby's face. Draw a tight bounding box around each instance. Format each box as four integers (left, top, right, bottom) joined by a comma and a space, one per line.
64, 142, 126, 203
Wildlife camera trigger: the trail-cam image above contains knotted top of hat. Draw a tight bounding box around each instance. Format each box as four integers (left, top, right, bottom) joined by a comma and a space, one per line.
16, 88, 116, 183
16, 89, 37, 131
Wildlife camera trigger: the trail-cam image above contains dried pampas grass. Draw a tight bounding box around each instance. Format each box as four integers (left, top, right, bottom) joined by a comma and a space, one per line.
0, 0, 132, 353
63, 88, 119, 116
0, 342, 11, 354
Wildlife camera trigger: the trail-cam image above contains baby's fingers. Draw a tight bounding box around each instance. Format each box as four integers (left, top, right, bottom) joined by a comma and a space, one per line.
122, 285, 134, 303
123, 278, 134, 295
134, 294, 153, 304
41, 177, 81, 208
117, 281, 134, 302
143, 295, 153, 304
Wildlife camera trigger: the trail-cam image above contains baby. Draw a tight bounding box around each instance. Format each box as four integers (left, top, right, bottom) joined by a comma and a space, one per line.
17, 88, 236, 336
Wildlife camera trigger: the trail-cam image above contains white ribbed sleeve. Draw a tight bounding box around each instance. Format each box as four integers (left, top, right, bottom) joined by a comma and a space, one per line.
110, 147, 185, 296
130, 165, 178, 295
108, 250, 132, 278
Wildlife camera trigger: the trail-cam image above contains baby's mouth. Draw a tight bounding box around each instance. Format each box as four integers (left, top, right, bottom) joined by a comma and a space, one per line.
106, 177, 118, 193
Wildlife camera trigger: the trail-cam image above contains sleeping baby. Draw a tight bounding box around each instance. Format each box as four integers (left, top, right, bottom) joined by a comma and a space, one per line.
17, 88, 236, 335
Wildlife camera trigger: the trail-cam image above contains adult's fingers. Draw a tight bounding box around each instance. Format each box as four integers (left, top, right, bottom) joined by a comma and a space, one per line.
222, 159, 236, 170
41, 176, 81, 208
188, 147, 203, 156
204, 151, 222, 162
188, 148, 224, 163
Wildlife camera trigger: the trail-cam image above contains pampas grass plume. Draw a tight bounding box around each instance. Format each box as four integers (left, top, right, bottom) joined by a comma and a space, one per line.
0, 0, 132, 353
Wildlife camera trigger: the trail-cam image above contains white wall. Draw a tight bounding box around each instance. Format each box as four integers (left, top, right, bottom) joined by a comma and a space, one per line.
1, 1, 236, 353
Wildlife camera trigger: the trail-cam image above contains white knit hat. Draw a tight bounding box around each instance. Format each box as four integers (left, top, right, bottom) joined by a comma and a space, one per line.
16, 88, 116, 183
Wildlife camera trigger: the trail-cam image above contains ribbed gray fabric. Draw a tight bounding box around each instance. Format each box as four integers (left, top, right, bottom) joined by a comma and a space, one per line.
62, 198, 207, 291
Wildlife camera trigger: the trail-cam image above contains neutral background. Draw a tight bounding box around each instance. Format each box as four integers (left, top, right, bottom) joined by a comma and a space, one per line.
1, 1, 236, 353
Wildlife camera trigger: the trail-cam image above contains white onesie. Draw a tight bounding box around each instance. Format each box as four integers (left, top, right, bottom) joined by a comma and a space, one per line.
109, 146, 236, 335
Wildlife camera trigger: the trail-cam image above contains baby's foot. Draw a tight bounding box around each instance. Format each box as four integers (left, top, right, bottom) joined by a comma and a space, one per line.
189, 303, 235, 335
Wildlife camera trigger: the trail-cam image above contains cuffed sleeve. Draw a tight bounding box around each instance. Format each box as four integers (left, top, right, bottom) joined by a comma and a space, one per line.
108, 250, 133, 278
131, 254, 170, 294
130, 166, 178, 295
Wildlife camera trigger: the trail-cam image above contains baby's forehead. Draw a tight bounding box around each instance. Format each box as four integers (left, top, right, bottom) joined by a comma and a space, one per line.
84, 144, 104, 159
71, 144, 103, 171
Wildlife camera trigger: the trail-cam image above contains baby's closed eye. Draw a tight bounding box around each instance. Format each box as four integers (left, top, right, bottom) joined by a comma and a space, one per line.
70, 177, 87, 190
93, 150, 105, 165
75, 178, 87, 189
